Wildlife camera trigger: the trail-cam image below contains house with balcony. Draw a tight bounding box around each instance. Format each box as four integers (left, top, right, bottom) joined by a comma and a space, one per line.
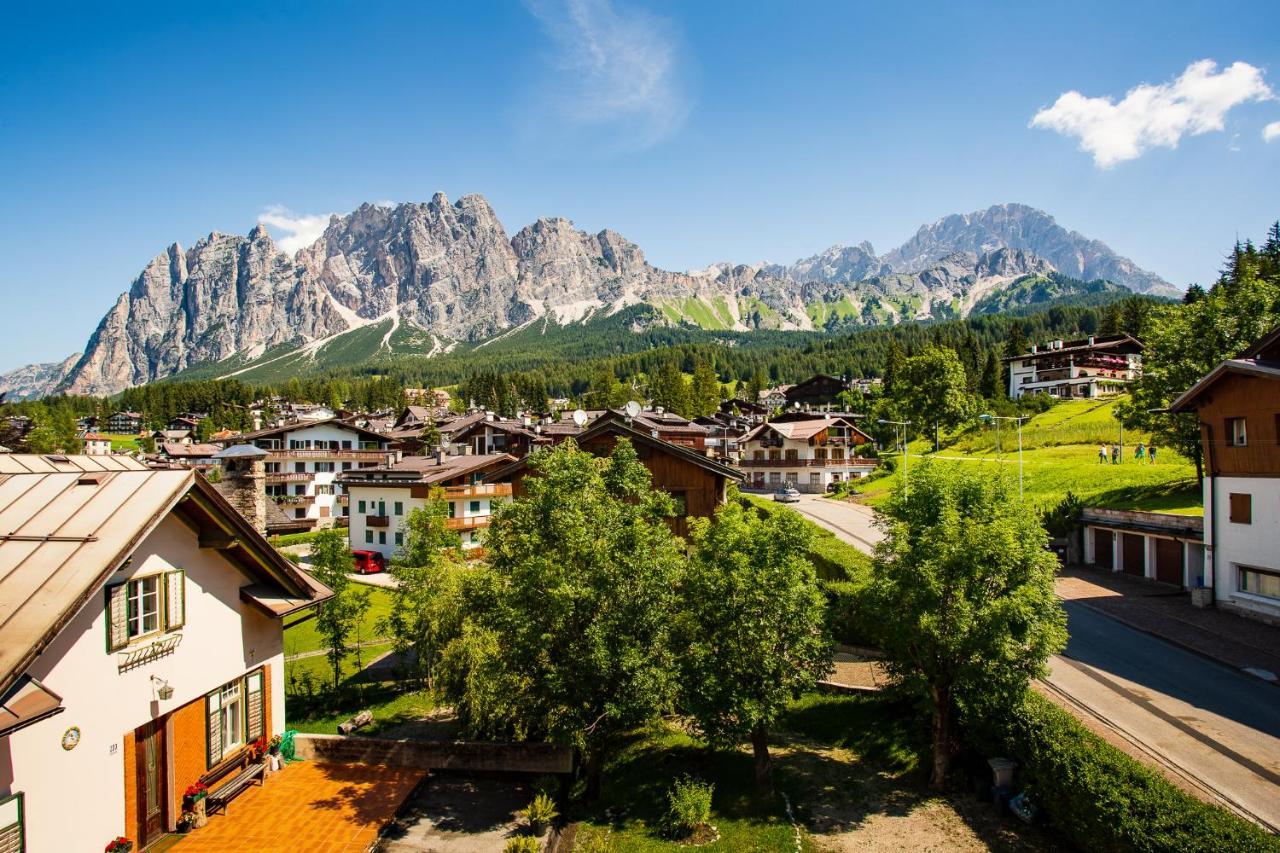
1004, 334, 1144, 400
1169, 325, 1280, 623
106, 411, 144, 434
225, 418, 397, 533
0, 454, 330, 851
739, 413, 876, 492
449, 414, 552, 458
337, 451, 516, 558
82, 432, 113, 456
592, 409, 710, 451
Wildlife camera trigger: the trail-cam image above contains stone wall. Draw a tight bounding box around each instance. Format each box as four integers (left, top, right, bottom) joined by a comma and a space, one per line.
293, 734, 573, 775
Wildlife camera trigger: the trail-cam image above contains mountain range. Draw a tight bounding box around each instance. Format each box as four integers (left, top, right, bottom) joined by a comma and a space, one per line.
1, 199, 1174, 399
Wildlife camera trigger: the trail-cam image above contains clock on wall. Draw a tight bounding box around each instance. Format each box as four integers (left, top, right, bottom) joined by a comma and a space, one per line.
61, 726, 80, 751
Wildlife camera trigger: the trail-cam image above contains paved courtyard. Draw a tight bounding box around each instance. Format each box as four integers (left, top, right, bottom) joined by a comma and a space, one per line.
177, 761, 424, 853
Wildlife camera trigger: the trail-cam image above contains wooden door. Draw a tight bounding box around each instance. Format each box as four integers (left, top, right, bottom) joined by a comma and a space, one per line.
1122, 533, 1145, 576
1094, 529, 1114, 569
1154, 538, 1184, 587
135, 719, 167, 846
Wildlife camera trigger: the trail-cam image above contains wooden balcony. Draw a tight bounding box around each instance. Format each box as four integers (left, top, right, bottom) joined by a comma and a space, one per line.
738, 458, 877, 468
366, 515, 390, 528
266, 449, 390, 462
275, 494, 315, 507
265, 472, 312, 484
446, 515, 491, 531
440, 483, 512, 499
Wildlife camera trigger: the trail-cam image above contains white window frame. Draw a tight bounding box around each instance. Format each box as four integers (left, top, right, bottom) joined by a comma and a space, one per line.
218, 680, 244, 756
127, 575, 162, 640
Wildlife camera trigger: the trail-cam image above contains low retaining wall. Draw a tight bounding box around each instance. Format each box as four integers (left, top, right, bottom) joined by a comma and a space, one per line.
293, 733, 573, 774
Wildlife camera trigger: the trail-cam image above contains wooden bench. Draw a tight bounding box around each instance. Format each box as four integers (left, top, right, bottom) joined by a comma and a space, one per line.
203, 758, 266, 815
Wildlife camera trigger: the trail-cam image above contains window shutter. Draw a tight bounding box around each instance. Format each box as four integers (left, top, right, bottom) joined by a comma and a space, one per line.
164, 570, 186, 631
105, 583, 128, 652
245, 670, 265, 742
206, 690, 222, 768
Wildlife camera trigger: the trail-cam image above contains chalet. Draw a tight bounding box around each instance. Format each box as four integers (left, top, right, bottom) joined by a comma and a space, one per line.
739, 413, 876, 492
784, 375, 849, 411
486, 417, 743, 538
337, 452, 515, 557
1004, 334, 1144, 400
167, 415, 204, 433
449, 415, 551, 458
1169, 326, 1280, 622
593, 409, 710, 451
225, 418, 397, 532
759, 386, 791, 411
0, 454, 330, 851
106, 411, 144, 434
82, 432, 113, 456
393, 406, 435, 430
719, 398, 768, 420
152, 429, 194, 446
159, 442, 223, 469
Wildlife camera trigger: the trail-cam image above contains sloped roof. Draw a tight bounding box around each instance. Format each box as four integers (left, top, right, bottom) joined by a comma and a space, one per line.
231, 417, 393, 443
1002, 333, 1143, 362
0, 455, 330, 698
1169, 358, 1280, 413
338, 452, 515, 487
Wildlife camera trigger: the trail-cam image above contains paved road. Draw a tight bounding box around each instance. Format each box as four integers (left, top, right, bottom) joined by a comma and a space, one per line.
783, 494, 1280, 830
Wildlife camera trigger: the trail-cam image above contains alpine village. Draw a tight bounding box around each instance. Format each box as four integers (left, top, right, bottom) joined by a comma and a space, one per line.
3, 5, 1280, 853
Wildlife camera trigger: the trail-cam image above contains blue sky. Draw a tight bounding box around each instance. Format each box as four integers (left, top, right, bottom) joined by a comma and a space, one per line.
2, 0, 1278, 372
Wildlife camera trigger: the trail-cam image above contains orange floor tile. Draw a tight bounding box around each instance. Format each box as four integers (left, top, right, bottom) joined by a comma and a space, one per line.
174, 761, 424, 853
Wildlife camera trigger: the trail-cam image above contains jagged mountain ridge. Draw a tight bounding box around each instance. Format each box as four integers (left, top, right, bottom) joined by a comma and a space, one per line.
2, 196, 1171, 397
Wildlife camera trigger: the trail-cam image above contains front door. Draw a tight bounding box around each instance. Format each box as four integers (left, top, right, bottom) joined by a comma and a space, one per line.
135, 719, 168, 846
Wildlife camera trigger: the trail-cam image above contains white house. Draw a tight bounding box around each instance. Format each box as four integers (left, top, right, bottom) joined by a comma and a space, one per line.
1004, 334, 1144, 400
0, 454, 330, 851
228, 418, 397, 532
1169, 327, 1280, 623
83, 432, 113, 456
338, 451, 515, 558
738, 413, 877, 492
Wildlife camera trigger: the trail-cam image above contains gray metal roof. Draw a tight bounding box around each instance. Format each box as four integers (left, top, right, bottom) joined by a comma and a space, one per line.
213, 444, 269, 459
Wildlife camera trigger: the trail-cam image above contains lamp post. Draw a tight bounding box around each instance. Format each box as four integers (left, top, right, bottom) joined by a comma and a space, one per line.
979, 413, 1028, 500
877, 418, 912, 495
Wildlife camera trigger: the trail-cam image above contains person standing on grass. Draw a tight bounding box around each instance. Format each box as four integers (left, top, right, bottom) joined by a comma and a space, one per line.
1099, 444, 1109, 464
1136, 443, 1146, 463
1112, 444, 1120, 465
1148, 444, 1157, 465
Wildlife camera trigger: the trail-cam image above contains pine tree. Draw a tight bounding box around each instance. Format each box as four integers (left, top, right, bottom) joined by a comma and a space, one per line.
980, 349, 1002, 400
689, 360, 721, 418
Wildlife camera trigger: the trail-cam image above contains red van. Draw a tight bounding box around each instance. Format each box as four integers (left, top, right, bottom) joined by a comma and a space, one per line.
351, 549, 386, 575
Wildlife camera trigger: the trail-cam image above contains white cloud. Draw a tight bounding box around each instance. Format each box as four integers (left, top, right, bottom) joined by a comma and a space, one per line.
523, 0, 690, 149
1265, 121, 1280, 143
1030, 60, 1274, 168
257, 205, 334, 255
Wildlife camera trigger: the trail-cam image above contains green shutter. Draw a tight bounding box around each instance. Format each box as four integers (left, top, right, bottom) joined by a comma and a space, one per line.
206, 690, 222, 769
0, 792, 23, 853
245, 670, 265, 742
164, 570, 186, 631
104, 583, 128, 652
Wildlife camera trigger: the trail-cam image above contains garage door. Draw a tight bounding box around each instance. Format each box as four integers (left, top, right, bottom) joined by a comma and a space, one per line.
1154, 538, 1184, 587
1122, 533, 1145, 576
1094, 529, 1114, 569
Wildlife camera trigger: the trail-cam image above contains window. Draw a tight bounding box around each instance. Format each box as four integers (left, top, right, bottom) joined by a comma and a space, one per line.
358, 500, 366, 513
315, 484, 333, 496
785, 449, 798, 460
1239, 566, 1280, 600
293, 485, 305, 495
1229, 492, 1252, 524
394, 532, 403, 546
810, 473, 822, 486
0, 792, 23, 853
206, 669, 263, 769
393, 501, 403, 516
127, 575, 161, 639
449, 502, 457, 518
378, 531, 386, 545
294, 508, 305, 519
294, 462, 306, 473
314, 462, 334, 473
342, 462, 352, 471
769, 472, 782, 485
753, 450, 764, 461
469, 500, 481, 514
365, 530, 373, 544
1227, 417, 1247, 447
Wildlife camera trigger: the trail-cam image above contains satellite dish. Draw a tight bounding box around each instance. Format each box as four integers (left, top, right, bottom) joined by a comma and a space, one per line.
624, 400, 642, 419
572, 409, 588, 427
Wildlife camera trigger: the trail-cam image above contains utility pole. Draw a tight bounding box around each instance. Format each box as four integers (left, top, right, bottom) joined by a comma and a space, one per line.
980, 413, 1028, 501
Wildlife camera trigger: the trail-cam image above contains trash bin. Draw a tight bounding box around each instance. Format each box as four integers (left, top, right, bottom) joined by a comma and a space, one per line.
988, 757, 1017, 788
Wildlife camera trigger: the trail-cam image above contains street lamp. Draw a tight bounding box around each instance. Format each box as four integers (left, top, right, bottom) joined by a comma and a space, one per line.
979, 413, 1029, 501
877, 418, 912, 495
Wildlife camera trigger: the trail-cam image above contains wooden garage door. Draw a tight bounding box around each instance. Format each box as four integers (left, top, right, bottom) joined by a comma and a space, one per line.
1094, 529, 1114, 569
1122, 533, 1145, 576
1154, 538, 1184, 587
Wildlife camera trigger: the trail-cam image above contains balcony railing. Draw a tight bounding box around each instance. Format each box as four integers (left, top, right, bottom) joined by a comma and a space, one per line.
266, 449, 390, 461
275, 495, 315, 507
366, 515, 390, 528
738, 458, 877, 468
446, 515, 492, 530
265, 472, 313, 483
441, 483, 512, 499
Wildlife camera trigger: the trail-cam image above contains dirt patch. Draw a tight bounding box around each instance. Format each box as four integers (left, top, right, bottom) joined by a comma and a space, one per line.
374, 705, 463, 741
378, 774, 541, 852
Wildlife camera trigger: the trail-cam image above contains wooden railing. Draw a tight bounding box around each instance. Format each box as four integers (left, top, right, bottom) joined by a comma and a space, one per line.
446, 515, 491, 530
266, 449, 390, 461
738, 458, 878, 468
441, 483, 512, 499
366, 515, 390, 528
265, 472, 312, 483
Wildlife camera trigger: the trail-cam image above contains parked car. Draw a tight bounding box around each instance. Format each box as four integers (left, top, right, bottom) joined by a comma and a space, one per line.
772, 486, 801, 503
351, 549, 386, 574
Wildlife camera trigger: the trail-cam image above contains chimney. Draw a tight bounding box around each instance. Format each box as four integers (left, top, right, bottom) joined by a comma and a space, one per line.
485, 411, 495, 422
436, 447, 445, 466
212, 445, 269, 535
1087, 335, 1095, 346
1031, 344, 1038, 353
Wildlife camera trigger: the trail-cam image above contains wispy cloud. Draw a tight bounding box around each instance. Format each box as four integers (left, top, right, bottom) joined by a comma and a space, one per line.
1030, 60, 1273, 168
257, 205, 334, 254
522, 0, 691, 150
1265, 121, 1280, 143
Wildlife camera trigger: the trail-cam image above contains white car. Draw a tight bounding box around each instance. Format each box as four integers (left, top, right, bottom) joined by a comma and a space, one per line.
772, 486, 801, 503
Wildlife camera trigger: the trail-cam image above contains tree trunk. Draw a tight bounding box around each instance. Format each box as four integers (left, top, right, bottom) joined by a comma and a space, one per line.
583, 742, 606, 802
929, 686, 954, 790
934, 422, 940, 453
751, 724, 774, 798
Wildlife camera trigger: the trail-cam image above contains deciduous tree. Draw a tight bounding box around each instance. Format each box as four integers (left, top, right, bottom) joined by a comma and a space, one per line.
310, 530, 360, 698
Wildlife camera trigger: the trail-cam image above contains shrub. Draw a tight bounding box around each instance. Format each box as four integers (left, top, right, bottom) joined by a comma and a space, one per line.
268, 530, 325, 548
519, 792, 558, 830
665, 776, 713, 837
972, 693, 1280, 852
503, 837, 541, 853
1041, 491, 1083, 539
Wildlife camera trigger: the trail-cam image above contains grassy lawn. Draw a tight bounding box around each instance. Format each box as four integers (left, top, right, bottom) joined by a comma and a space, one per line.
571, 693, 1062, 851
282, 584, 393, 657
104, 432, 141, 452
857, 397, 1201, 516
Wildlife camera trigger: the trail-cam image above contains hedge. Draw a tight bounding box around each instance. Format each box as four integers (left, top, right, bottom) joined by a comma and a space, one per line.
976, 692, 1280, 852
267, 530, 326, 548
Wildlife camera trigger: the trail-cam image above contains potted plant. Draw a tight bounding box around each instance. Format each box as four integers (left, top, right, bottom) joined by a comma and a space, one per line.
176, 811, 196, 834
184, 781, 209, 828
105, 838, 133, 853
518, 792, 558, 836
268, 733, 283, 756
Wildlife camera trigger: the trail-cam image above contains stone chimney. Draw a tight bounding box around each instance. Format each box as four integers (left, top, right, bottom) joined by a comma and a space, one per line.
212, 444, 270, 535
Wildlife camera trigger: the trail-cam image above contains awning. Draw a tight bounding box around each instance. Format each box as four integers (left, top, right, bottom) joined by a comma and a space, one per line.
240, 574, 332, 619
0, 675, 64, 737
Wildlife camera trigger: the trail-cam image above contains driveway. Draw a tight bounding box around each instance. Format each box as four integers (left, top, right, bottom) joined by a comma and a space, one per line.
783, 495, 1280, 830
278, 543, 400, 588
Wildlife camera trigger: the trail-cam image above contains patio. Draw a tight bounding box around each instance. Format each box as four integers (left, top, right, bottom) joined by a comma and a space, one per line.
175, 760, 425, 853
